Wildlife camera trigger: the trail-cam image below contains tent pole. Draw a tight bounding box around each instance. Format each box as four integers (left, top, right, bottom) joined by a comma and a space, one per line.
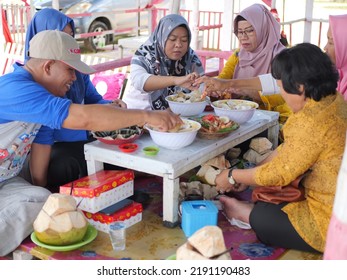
221, 0, 234, 51
52, 0, 59, 10
190, 0, 199, 50
303, 0, 313, 42
169, 0, 180, 14
271, 0, 276, 9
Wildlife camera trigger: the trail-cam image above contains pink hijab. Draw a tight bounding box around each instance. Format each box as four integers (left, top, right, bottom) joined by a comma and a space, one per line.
330, 14, 347, 99
233, 4, 286, 79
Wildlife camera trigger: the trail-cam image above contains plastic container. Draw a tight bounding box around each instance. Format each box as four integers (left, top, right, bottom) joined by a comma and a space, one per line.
181, 200, 218, 237
118, 143, 138, 153
143, 146, 159, 156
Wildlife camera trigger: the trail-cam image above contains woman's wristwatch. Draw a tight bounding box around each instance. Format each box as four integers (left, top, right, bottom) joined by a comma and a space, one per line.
228, 168, 236, 184
228, 168, 240, 190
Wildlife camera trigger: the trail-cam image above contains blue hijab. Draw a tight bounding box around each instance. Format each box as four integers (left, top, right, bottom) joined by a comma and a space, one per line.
25, 8, 75, 61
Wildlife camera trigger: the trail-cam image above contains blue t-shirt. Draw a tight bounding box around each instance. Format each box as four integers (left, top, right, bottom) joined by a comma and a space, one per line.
0, 63, 71, 181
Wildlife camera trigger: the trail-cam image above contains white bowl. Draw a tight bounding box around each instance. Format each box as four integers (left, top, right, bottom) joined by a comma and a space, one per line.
144, 119, 201, 150
166, 94, 207, 117
211, 99, 259, 124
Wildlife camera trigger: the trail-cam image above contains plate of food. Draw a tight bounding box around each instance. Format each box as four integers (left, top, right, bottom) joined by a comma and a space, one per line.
30, 225, 98, 252
193, 114, 239, 140
91, 126, 143, 145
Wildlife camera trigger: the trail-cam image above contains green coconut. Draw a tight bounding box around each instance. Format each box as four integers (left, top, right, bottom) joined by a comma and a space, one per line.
33, 193, 88, 246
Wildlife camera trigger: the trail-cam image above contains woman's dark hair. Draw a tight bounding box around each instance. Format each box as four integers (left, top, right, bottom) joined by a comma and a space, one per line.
271, 43, 339, 101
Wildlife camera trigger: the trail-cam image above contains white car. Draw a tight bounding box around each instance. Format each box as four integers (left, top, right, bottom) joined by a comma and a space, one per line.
33, 0, 170, 50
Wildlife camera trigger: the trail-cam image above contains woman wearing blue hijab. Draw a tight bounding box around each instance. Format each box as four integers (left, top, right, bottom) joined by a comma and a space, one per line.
22, 8, 126, 192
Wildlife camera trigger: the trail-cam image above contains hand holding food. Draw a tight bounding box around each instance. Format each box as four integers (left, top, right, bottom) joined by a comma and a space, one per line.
145, 109, 183, 132
175, 72, 201, 91
196, 155, 231, 186
194, 76, 235, 100
215, 169, 235, 193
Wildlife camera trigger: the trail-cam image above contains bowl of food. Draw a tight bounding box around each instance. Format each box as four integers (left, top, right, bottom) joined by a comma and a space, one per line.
194, 114, 239, 140
91, 126, 143, 145
144, 119, 201, 150
211, 99, 259, 124
166, 91, 207, 117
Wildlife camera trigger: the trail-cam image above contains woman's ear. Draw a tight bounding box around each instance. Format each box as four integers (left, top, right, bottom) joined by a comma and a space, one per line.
298, 84, 305, 95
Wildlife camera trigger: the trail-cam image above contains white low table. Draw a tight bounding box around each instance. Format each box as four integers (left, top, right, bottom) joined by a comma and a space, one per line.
84, 110, 279, 227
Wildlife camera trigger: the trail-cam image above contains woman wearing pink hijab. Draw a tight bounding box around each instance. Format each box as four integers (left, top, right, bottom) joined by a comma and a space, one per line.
324, 14, 347, 260
218, 4, 285, 81
215, 3, 286, 106
324, 14, 347, 100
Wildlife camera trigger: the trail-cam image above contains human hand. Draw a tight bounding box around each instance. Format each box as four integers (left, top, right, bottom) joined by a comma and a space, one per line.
194, 77, 235, 99
175, 72, 201, 91
145, 109, 183, 132
192, 75, 208, 87
215, 169, 248, 193
215, 169, 234, 193
109, 99, 127, 108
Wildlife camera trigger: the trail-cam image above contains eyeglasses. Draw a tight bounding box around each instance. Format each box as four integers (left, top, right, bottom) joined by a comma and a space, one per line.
236, 28, 255, 38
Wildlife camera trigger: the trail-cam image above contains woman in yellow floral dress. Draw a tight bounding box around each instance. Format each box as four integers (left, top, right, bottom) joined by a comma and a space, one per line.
215, 43, 347, 253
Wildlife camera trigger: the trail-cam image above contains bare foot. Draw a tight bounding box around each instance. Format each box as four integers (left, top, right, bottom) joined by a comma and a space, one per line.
219, 196, 254, 224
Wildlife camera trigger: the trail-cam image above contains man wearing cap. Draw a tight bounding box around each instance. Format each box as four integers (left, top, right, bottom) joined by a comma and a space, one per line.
0, 30, 182, 256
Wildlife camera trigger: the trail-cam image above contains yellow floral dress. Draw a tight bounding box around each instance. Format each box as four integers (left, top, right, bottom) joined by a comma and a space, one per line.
254, 93, 347, 252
